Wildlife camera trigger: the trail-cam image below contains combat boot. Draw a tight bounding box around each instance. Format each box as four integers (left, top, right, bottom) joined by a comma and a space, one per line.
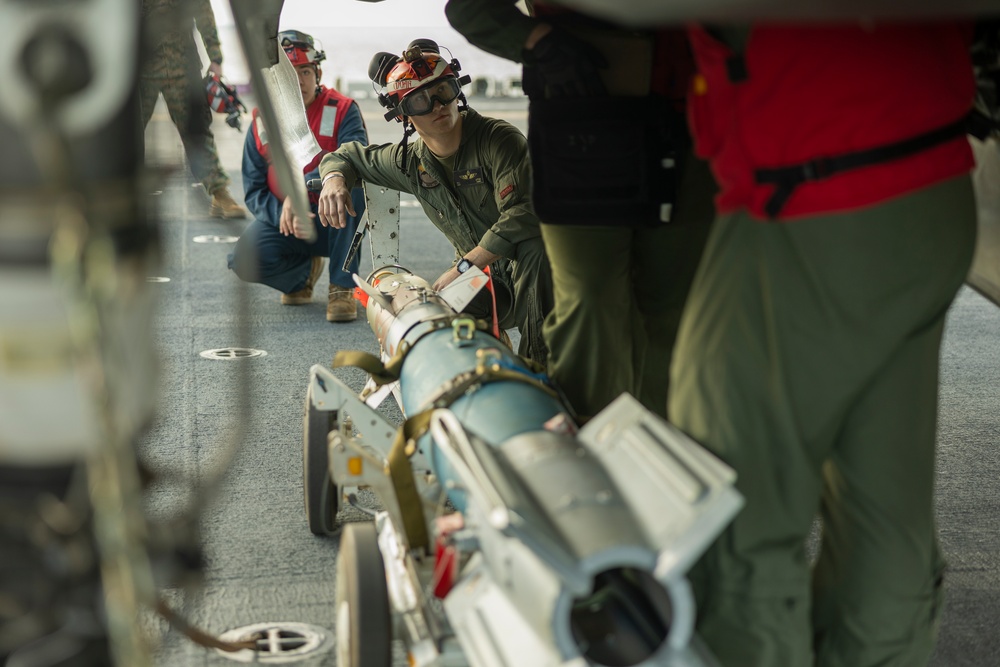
327, 285, 358, 322
209, 188, 248, 219
281, 257, 325, 305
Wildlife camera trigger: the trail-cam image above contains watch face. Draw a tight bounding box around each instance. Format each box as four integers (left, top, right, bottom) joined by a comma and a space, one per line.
457, 259, 473, 274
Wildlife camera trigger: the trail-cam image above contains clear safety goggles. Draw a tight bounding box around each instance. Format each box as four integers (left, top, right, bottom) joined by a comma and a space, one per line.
278, 30, 315, 50
399, 78, 461, 117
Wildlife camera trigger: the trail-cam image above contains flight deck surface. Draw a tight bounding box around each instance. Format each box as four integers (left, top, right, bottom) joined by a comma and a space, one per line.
141, 95, 999, 667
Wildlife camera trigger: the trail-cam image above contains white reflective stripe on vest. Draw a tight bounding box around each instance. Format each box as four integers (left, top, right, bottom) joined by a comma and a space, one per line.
256, 115, 268, 146
319, 105, 337, 137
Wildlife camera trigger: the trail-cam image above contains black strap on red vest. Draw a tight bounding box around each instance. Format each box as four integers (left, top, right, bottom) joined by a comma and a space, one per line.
754, 111, 992, 218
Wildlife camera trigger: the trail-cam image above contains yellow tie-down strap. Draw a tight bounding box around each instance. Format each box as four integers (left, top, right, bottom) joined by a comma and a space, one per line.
386, 411, 434, 551
418, 345, 558, 413
331, 314, 533, 385
330, 314, 458, 385
393, 358, 558, 551
332, 327, 557, 552
332, 342, 410, 386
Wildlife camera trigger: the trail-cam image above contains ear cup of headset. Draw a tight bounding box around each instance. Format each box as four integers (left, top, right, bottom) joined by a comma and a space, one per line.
407, 38, 439, 55
368, 52, 399, 87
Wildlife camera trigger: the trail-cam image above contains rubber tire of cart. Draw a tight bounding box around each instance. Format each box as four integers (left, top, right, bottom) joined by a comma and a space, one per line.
335, 522, 392, 667
303, 386, 339, 535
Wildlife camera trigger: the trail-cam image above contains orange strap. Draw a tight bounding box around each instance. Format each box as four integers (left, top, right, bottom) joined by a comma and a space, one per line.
482, 265, 500, 339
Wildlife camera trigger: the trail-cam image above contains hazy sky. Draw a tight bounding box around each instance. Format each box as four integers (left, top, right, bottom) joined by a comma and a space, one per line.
208, 0, 522, 84
211, 0, 458, 28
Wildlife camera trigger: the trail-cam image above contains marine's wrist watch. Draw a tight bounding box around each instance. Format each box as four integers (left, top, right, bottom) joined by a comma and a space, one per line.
456, 258, 474, 274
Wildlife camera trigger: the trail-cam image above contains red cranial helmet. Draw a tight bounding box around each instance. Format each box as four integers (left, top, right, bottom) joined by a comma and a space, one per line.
386, 52, 456, 108
204, 72, 247, 131
369, 40, 471, 121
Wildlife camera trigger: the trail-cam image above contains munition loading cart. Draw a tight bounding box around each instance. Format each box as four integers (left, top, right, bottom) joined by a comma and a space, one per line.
300, 51, 1000, 660
300, 186, 744, 667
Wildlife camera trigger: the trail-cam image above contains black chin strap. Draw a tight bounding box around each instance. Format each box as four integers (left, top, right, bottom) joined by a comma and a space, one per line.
399, 118, 416, 174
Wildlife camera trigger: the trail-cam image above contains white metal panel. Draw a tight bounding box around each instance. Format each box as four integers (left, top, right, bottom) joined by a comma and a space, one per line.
363, 183, 401, 269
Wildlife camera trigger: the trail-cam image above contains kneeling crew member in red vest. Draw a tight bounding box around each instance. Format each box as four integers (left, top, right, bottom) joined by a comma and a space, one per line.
669, 22, 978, 667
228, 29, 367, 322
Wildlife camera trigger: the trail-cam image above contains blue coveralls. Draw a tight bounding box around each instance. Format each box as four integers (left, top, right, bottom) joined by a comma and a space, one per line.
228, 101, 367, 293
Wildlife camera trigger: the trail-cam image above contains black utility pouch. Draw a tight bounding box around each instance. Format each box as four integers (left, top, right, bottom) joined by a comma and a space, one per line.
528, 96, 687, 227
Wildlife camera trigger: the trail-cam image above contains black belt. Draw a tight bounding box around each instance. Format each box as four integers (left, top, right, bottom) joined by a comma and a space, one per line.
754, 112, 989, 218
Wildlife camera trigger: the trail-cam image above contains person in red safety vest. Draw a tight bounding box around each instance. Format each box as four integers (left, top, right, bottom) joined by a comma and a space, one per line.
668, 22, 979, 667
227, 29, 368, 322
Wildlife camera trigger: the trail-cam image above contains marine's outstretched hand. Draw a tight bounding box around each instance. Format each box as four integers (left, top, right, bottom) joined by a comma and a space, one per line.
317, 173, 354, 230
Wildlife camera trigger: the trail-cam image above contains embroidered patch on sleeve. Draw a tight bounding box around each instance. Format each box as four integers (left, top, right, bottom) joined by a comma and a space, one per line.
499, 184, 514, 199
417, 163, 440, 188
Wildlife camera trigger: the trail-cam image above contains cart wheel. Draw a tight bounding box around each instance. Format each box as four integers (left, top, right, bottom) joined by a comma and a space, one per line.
335, 522, 391, 667
303, 387, 338, 535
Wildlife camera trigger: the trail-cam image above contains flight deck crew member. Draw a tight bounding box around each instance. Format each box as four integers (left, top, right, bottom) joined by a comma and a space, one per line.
317, 40, 553, 364
668, 23, 978, 667
228, 30, 367, 322
140, 0, 247, 219
446, 0, 716, 421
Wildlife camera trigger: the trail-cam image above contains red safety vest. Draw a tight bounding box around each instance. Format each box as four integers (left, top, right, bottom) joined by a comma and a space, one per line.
252, 85, 359, 203
685, 23, 976, 220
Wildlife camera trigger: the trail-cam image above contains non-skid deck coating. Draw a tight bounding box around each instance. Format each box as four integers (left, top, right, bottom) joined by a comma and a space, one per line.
141, 95, 999, 667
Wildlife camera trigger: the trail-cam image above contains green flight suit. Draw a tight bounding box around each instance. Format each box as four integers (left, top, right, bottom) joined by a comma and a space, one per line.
669, 175, 977, 667
319, 108, 553, 363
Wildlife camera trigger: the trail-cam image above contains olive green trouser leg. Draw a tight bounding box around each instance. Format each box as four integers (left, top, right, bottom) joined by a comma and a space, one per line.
811, 315, 948, 667
668, 175, 976, 667
509, 236, 554, 366
539, 152, 714, 419
541, 224, 645, 418
541, 221, 709, 419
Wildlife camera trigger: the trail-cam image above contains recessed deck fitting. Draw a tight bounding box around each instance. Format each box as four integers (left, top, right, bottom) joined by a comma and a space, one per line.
199, 348, 267, 360
215, 622, 333, 663
193, 234, 239, 244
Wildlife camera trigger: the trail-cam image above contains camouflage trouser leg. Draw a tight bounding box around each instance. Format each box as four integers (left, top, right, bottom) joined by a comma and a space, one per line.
142, 74, 229, 194
138, 78, 160, 130
669, 175, 976, 667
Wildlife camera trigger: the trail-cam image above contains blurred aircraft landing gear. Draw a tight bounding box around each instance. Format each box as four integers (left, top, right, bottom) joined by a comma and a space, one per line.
335, 522, 392, 667
303, 383, 340, 536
